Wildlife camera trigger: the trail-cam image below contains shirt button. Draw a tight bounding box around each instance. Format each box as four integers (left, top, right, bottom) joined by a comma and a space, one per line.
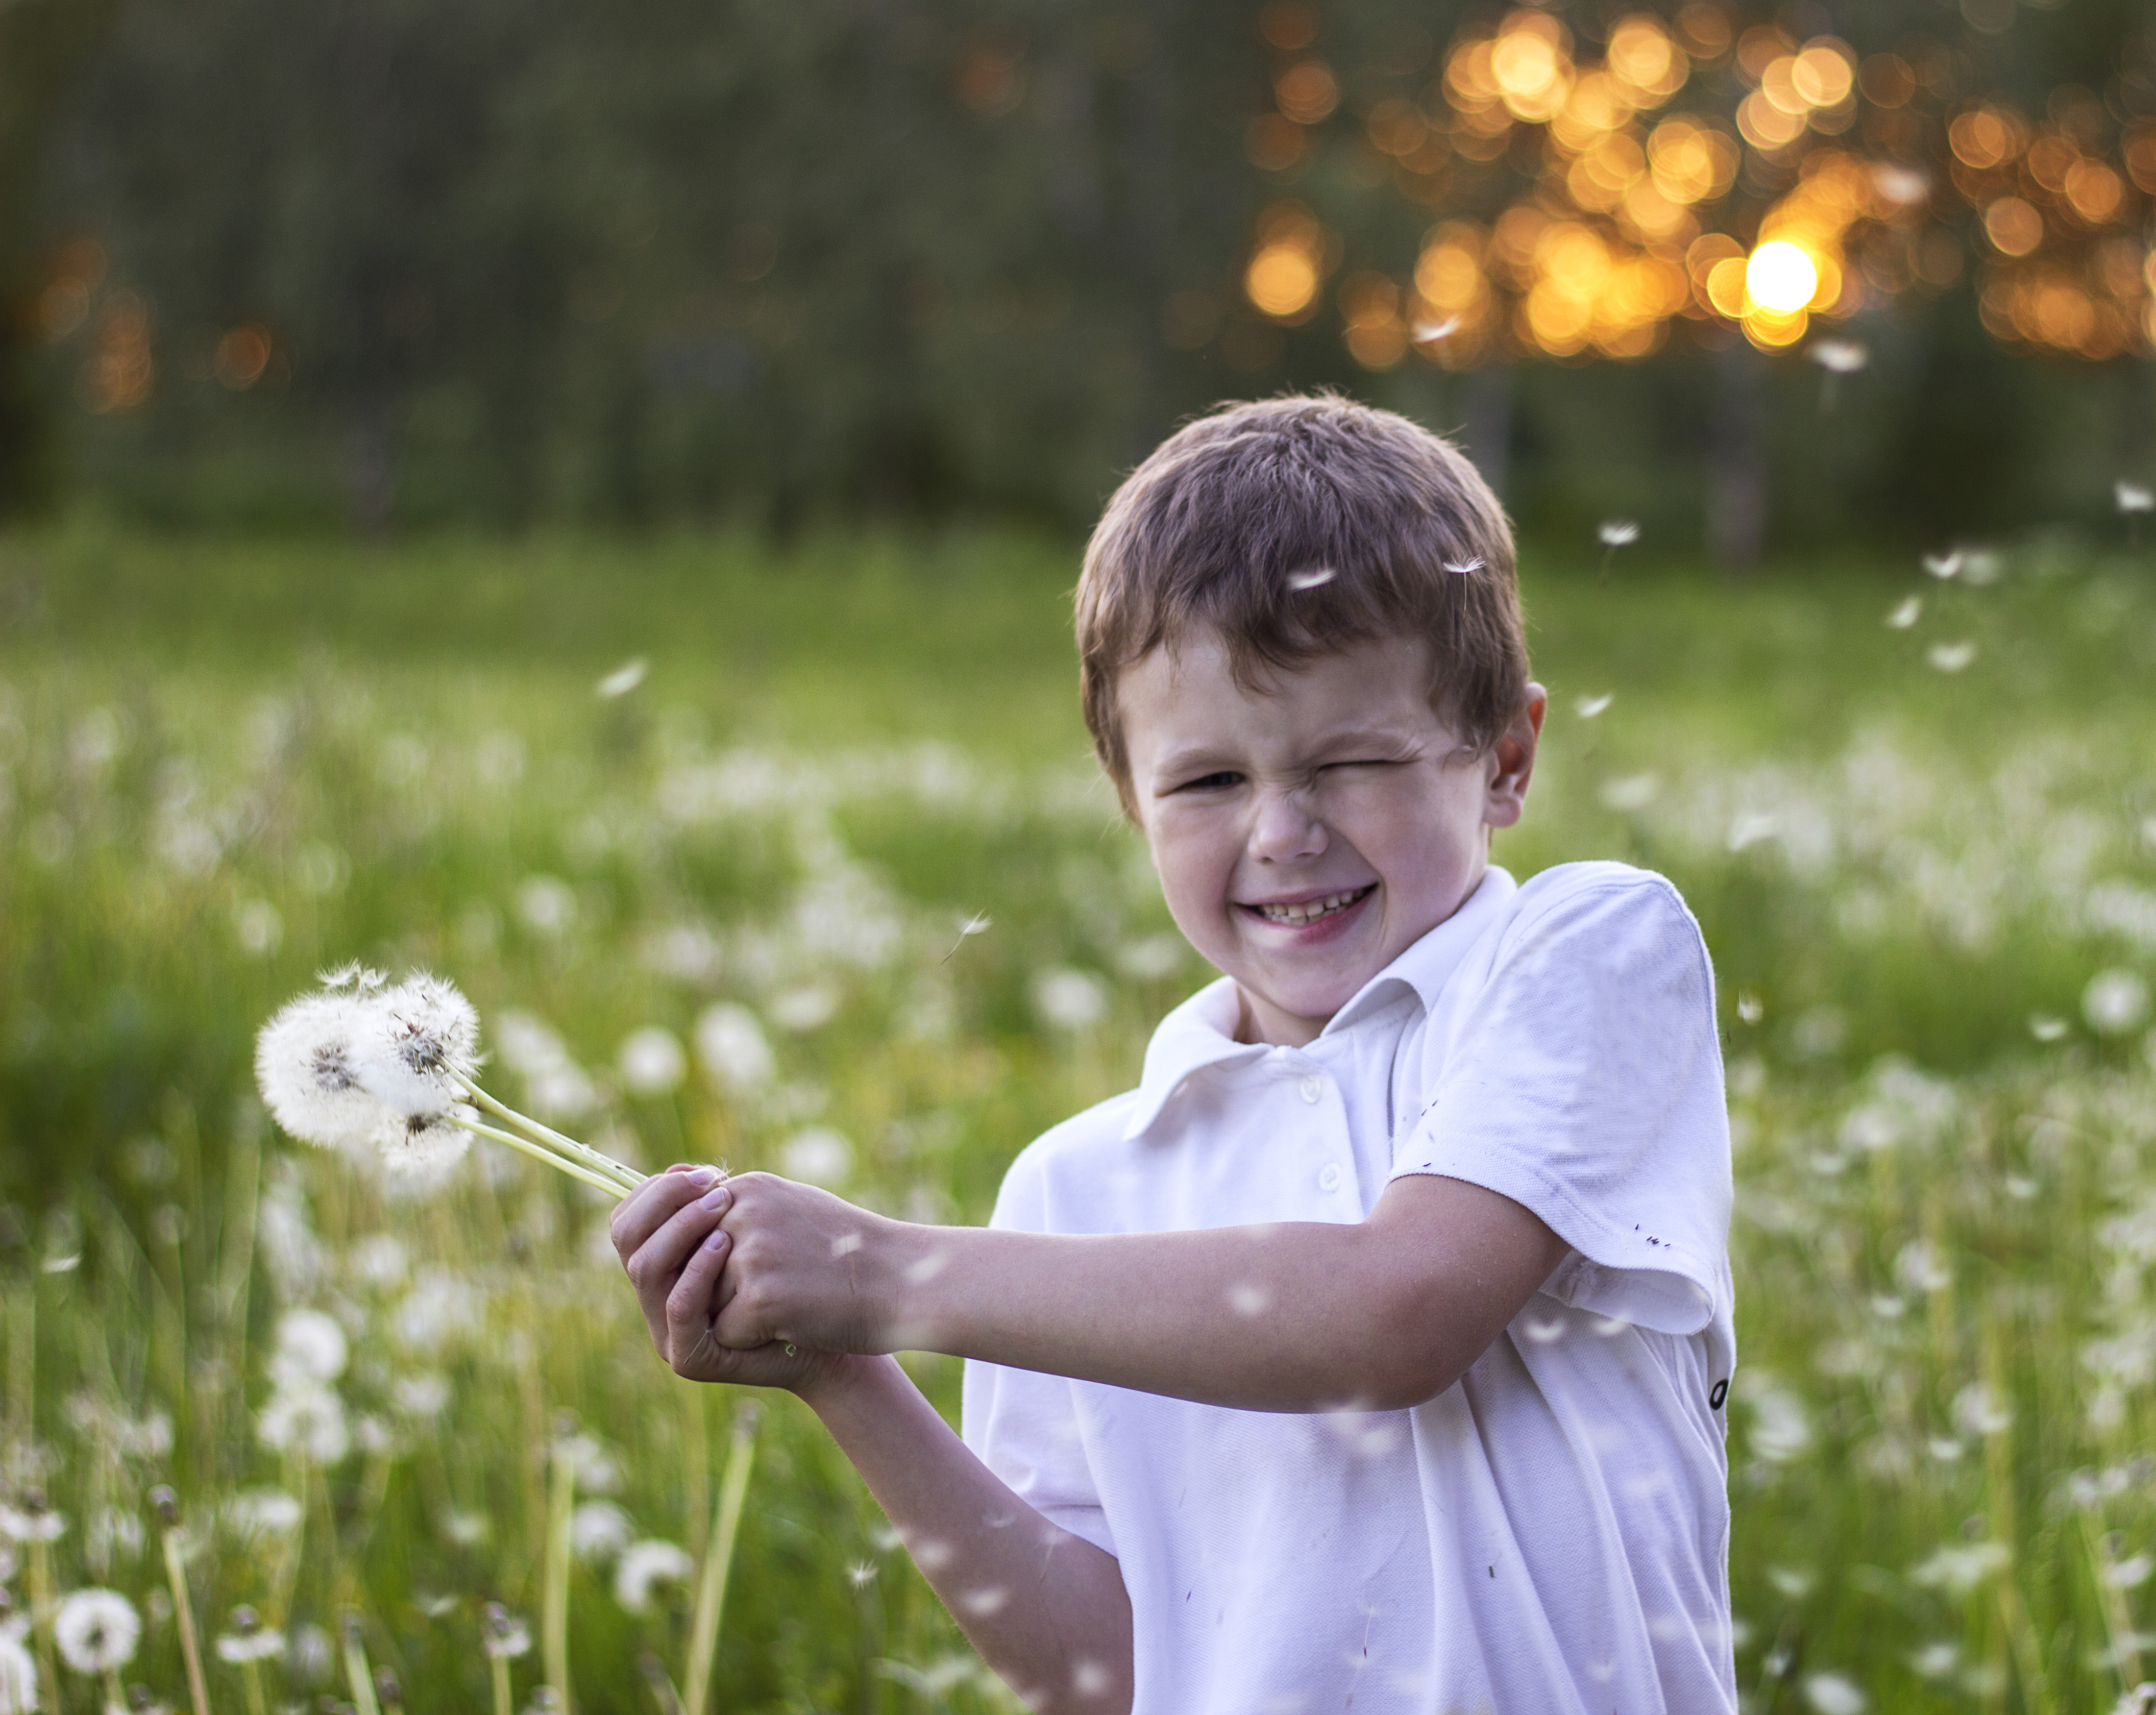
1298, 1075, 1324, 1104
1318, 1163, 1343, 1193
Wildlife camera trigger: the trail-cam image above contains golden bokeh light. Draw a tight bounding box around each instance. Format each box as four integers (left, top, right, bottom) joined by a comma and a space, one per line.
1648, 118, 1736, 205
1790, 43, 1854, 108
1246, 246, 1319, 318
1949, 108, 2025, 170
1983, 197, 2044, 257
1737, 90, 1806, 151
1745, 241, 1818, 313
1605, 16, 1687, 103
1258, 0, 1319, 52
214, 325, 273, 390
1365, 100, 1428, 158
2063, 160, 2124, 225
1275, 62, 1339, 125
1489, 14, 1573, 123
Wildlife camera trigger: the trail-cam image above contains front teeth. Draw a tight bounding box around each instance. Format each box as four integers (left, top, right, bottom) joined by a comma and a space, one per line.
1255, 888, 1369, 927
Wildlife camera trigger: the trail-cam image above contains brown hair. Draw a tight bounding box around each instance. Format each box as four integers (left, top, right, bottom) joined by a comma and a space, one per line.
1076, 393, 1530, 818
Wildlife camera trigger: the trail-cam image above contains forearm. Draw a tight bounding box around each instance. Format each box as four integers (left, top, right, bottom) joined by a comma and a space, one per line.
899, 1220, 1425, 1411
797, 1355, 1132, 1714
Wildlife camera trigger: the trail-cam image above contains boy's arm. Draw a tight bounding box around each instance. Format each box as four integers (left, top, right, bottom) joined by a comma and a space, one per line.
612, 1170, 1134, 1715
710, 1170, 1568, 1412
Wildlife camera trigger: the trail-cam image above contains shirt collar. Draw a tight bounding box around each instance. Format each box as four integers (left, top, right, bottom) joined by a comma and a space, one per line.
1117, 866, 1520, 1143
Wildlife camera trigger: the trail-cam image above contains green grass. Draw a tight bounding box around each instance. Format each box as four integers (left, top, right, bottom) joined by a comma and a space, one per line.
2, 523, 2154, 1711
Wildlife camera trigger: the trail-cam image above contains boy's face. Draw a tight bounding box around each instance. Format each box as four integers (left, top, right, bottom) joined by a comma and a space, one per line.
1119, 629, 1544, 1047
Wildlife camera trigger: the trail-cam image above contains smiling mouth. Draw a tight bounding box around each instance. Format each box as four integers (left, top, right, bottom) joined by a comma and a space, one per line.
1246, 885, 1375, 928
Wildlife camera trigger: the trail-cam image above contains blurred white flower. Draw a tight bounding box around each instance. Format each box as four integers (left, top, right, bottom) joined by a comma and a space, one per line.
1746, 1381, 1811, 1462
391, 1374, 451, 1418
516, 876, 578, 937
213, 1607, 283, 1665
1032, 969, 1108, 1032
1952, 1380, 2013, 1438
1597, 519, 1640, 548
270, 1309, 348, 1388
1114, 937, 1184, 982
1911, 1539, 2010, 1595
1807, 338, 1868, 374
0, 1502, 65, 1544
225, 1489, 303, 1540
553, 1433, 621, 1496
0, 1628, 35, 1709
257, 1384, 350, 1464
695, 1003, 775, 1091
482, 1605, 532, 1660
232, 898, 283, 957
1803, 1672, 1865, 1715
2117, 481, 2153, 515
1599, 774, 1660, 814
618, 1027, 687, 1097
2105, 1553, 2154, 1590
53, 1588, 139, 1674
614, 1540, 695, 1613
781, 1128, 854, 1189
1926, 642, 1976, 674
2085, 969, 2150, 1036
597, 657, 649, 698
769, 985, 840, 1033
1885, 596, 1921, 630
571, 1502, 633, 1563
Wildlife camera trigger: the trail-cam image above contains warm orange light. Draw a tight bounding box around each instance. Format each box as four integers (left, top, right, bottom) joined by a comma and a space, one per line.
1736, 91, 1805, 150
2064, 160, 2124, 225
1746, 240, 1818, 312
1983, 198, 2044, 257
1489, 17, 1572, 122
1275, 62, 1339, 124
1246, 244, 1320, 318
1949, 108, 2022, 170
1365, 100, 1428, 157
1758, 57, 1807, 117
1606, 15, 1686, 101
1648, 118, 1734, 204
214, 325, 273, 389
1790, 43, 1853, 107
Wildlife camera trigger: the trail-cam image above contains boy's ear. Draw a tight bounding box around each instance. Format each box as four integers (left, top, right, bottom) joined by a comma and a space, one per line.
1483, 684, 1546, 830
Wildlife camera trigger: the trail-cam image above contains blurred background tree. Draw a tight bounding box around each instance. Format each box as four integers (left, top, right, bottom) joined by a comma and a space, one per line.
7, 0, 2155, 556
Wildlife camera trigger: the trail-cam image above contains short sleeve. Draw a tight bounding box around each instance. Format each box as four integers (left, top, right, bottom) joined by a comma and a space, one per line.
1391, 874, 1732, 1336
958, 1147, 1117, 1557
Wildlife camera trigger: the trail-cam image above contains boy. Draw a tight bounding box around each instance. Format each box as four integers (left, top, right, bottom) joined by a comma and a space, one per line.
612, 395, 1736, 1713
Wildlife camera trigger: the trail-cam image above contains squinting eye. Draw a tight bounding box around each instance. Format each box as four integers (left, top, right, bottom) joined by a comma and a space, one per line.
1179, 772, 1240, 792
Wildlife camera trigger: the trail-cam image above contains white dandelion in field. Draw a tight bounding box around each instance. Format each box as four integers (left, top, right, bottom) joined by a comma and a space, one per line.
1885, 596, 1921, 629
1286, 567, 1336, 592
2029, 1015, 2069, 1042
270, 1308, 348, 1388
54, 1587, 139, 1676
571, 1502, 633, 1563
481, 1604, 532, 1660
0, 1499, 64, 1544
617, 1027, 687, 1097
781, 1127, 854, 1189
694, 1003, 775, 1092
0, 1628, 33, 1711
597, 657, 649, 699
255, 970, 643, 1198
1911, 1538, 2010, 1595
2085, 969, 2150, 1036
2117, 1682, 2156, 1715
1033, 968, 1108, 1031
1926, 641, 1976, 674
614, 1540, 695, 1613
224, 1489, 302, 1540
1803, 1672, 1866, 1714
258, 1383, 350, 1464
213, 1605, 283, 1664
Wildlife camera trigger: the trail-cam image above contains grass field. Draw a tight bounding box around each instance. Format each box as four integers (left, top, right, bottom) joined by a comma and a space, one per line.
2, 521, 2154, 1712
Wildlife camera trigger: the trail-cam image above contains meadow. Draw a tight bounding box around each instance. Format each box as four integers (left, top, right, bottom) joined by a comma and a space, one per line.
1, 520, 2154, 1713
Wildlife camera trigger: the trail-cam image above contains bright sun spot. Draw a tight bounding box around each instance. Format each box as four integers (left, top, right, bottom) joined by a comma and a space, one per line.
1745, 241, 1819, 314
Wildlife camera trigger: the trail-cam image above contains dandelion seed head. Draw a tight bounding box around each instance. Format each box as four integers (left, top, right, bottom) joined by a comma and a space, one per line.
1442, 557, 1484, 576
693, 1003, 775, 1091
359, 973, 480, 1118
0, 1629, 33, 1709
597, 657, 649, 698
1597, 520, 1640, 548
254, 993, 386, 1154
612, 1540, 694, 1613
0, 1498, 64, 1544
1807, 339, 1869, 375
571, 1501, 632, 1563
482, 1604, 532, 1660
256, 1382, 350, 1464
2029, 1015, 2068, 1042
54, 1587, 139, 1674
270, 1309, 348, 1387
1286, 567, 1336, 592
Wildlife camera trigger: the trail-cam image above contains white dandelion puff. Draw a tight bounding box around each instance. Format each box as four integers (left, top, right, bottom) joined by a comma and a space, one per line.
1885, 596, 1922, 629
2029, 1015, 2069, 1042
1921, 551, 1963, 580
0, 1629, 34, 1710
269, 1308, 348, 1388
617, 1027, 687, 1097
0, 1501, 65, 1544
2085, 969, 2150, 1036
257, 1383, 350, 1464
482, 1605, 532, 1660
253, 991, 389, 1154
1597, 519, 1640, 548
694, 1003, 775, 1092
571, 1502, 633, 1563
1926, 642, 1976, 674
1808, 339, 1868, 374
613, 1540, 695, 1613
597, 657, 649, 698
357, 972, 480, 1119
1286, 567, 1336, 591
53, 1588, 139, 1674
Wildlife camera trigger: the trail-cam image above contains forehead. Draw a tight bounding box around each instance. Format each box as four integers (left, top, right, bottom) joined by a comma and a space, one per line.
1116, 630, 1443, 755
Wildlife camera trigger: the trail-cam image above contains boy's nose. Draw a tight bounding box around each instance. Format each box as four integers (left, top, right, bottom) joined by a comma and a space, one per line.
1248, 786, 1328, 864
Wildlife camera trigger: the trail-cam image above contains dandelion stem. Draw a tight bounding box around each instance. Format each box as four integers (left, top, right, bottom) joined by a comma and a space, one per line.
682, 1404, 759, 1715
161, 1521, 213, 1715
242, 1659, 270, 1715
544, 1440, 576, 1714
441, 1113, 628, 1200
453, 1076, 644, 1190
342, 1614, 383, 1715
492, 1653, 513, 1715
28, 1535, 58, 1714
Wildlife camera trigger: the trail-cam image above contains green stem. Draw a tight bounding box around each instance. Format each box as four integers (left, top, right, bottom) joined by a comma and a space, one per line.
454, 1077, 645, 1189
491, 1654, 513, 1715
682, 1404, 760, 1715
342, 1615, 382, 1715
442, 1113, 627, 1199
161, 1524, 212, 1715
544, 1442, 576, 1713
243, 1658, 269, 1715
28, 1536, 58, 1714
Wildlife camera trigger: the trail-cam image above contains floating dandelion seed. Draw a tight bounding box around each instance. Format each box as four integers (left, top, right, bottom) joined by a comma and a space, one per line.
2119, 481, 2153, 548
1885, 597, 1922, 630
1926, 642, 1976, 674
1596, 521, 1637, 584
1575, 694, 1613, 719
847, 1561, 877, 1588
1286, 567, 1337, 592
1921, 551, 1963, 580
2029, 1015, 2069, 1042
2084, 969, 2151, 1036
1410, 315, 1460, 345
1736, 992, 1764, 1024
1807, 339, 1868, 411
1442, 557, 1483, 576
942, 912, 993, 963
596, 658, 648, 699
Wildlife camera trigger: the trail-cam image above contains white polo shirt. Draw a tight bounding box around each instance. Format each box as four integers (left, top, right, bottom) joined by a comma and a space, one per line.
962, 862, 1736, 1714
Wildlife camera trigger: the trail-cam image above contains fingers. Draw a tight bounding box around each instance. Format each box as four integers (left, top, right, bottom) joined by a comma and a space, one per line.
618, 1172, 732, 1353
666, 1226, 733, 1364
611, 1163, 726, 1262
